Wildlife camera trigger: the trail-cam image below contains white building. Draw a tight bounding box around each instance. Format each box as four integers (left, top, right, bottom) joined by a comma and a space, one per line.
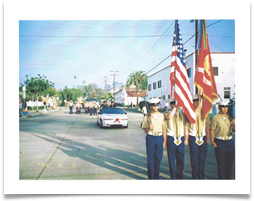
147, 66, 171, 109
115, 86, 147, 106
147, 52, 235, 109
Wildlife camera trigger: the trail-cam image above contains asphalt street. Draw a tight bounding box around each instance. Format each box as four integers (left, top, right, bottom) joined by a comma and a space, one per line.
19, 108, 235, 180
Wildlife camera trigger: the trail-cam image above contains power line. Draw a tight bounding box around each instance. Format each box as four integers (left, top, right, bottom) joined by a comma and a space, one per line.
144, 19, 224, 75
137, 21, 175, 65
124, 20, 166, 68
19, 35, 173, 38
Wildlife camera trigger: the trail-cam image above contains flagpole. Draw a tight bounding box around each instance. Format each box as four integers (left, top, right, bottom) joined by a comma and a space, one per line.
195, 20, 198, 94
174, 19, 181, 145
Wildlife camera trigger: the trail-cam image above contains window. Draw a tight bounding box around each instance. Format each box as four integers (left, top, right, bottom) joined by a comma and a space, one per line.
224, 87, 231, 99
148, 84, 151, 91
187, 68, 191, 78
158, 80, 162, 88
168, 95, 170, 99
213, 67, 218, 76
153, 82, 156, 90
224, 91, 230, 99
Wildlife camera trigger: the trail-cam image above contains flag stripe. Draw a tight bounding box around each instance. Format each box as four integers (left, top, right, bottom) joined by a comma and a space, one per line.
175, 70, 193, 106
170, 20, 196, 124
175, 84, 196, 122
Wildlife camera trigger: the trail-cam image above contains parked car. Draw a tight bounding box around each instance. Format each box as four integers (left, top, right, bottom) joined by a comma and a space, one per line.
97, 108, 128, 128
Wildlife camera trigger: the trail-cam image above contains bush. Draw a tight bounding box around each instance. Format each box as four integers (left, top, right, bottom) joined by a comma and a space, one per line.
27, 106, 44, 110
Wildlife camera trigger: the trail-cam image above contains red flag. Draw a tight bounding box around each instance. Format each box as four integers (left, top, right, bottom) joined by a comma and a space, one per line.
194, 20, 218, 120
170, 20, 196, 124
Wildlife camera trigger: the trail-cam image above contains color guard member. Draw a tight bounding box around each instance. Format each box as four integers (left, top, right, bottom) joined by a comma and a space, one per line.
164, 97, 187, 179
185, 95, 210, 179
210, 100, 235, 179
142, 98, 166, 179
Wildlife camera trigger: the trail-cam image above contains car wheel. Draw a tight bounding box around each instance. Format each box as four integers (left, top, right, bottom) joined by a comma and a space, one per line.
124, 124, 128, 128
100, 119, 103, 128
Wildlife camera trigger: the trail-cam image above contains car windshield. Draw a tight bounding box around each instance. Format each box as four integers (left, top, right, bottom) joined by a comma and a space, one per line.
100, 108, 125, 114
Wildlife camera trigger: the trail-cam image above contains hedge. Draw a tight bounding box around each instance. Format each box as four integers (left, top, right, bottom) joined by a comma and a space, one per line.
27, 106, 45, 110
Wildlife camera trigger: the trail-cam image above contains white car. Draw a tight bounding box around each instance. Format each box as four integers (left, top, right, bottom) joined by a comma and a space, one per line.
97, 108, 128, 128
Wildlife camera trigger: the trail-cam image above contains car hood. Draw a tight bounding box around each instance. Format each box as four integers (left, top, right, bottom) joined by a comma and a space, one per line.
100, 114, 127, 118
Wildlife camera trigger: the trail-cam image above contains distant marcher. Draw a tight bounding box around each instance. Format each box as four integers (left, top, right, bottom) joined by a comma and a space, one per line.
76, 102, 80, 114
140, 104, 148, 127
19, 100, 22, 117
93, 105, 97, 115
69, 100, 74, 114
90, 106, 94, 115
164, 101, 169, 111
43, 101, 47, 113
131, 102, 133, 108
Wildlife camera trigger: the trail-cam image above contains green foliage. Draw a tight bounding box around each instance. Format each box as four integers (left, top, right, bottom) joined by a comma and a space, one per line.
126, 70, 147, 91
126, 70, 147, 105
20, 74, 55, 110
59, 88, 83, 103
27, 106, 45, 110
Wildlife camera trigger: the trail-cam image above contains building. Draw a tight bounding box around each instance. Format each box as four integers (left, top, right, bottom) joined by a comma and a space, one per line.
147, 65, 171, 109
115, 86, 147, 106
147, 52, 235, 109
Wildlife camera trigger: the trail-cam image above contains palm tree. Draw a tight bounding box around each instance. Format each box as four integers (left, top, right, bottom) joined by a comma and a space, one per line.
126, 71, 147, 106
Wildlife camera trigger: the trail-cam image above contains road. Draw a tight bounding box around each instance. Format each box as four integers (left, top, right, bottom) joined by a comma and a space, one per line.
19, 108, 235, 180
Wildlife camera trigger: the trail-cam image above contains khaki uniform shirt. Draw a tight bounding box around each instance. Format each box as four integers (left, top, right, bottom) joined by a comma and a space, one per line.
210, 114, 234, 138
164, 111, 186, 136
69, 103, 73, 107
186, 115, 210, 136
142, 112, 166, 133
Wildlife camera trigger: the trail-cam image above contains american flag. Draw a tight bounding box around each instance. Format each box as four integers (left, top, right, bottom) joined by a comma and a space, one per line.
170, 20, 196, 124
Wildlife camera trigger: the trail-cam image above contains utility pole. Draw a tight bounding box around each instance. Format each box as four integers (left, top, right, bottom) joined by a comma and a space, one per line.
103, 76, 108, 94
110, 70, 119, 101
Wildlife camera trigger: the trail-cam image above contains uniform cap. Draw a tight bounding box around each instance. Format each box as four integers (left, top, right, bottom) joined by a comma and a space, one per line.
169, 97, 176, 104
148, 98, 160, 106
192, 94, 199, 101
217, 100, 229, 106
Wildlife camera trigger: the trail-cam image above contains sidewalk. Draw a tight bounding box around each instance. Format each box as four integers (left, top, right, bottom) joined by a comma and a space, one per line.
19, 107, 66, 118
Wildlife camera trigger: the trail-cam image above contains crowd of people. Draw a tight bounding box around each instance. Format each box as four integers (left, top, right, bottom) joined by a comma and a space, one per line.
68, 100, 116, 115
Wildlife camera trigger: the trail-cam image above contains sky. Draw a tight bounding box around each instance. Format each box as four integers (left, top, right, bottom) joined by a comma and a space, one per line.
19, 20, 235, 90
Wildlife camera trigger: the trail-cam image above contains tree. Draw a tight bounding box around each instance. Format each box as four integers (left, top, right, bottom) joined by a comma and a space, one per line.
21, 74, 54, 111
100, 92, 113, 102
83, 84, 95, 99
126, 70, 147, 106
59, 88, 83, 104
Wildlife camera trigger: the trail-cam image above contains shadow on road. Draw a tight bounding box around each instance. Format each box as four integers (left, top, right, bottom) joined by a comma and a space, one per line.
30, 132, 153, 180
